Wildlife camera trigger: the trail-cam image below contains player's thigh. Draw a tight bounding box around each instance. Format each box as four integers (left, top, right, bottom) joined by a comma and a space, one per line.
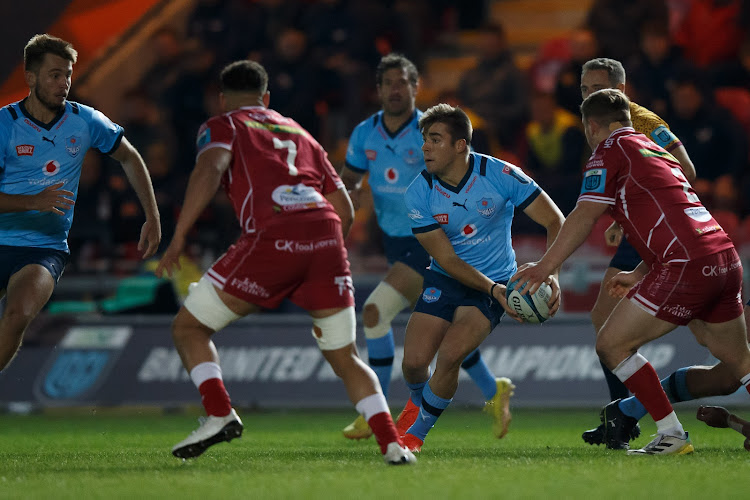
214, 286, 262, 316
591, 267, 624, 332
403, 311, 449, 369
5, 264, 57, 318
597, 298, 677, 358
437, 306, 491, 367
689, 316, 750, 369
383, 261, 424, 305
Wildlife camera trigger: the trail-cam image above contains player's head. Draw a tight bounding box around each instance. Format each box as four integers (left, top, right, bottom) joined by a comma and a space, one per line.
419, 103, 472, 176
24, 34, 77, 112
580, 58, 626, 100
376, 53, 418, 117
218, 60, 270, 111
580, 89, 632, 149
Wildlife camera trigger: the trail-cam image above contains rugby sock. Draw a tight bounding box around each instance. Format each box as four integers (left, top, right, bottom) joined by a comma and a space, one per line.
600, 361, 630, 400
461, 349, 497, 400
407, 383, 452, 442
741, 373, 750, 395
619, 367, 692, 420
406, 369, 430, 406
366, 330, 395, 399
356, 393, 400, 454
612, 353, 674, 423
191, 362, 232, 417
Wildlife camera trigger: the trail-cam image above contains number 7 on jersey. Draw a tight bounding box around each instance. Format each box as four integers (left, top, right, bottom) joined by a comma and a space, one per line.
273, 137, 298, 176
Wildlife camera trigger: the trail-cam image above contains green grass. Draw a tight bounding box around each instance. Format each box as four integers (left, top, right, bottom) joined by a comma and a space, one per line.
0, 408, 747, 499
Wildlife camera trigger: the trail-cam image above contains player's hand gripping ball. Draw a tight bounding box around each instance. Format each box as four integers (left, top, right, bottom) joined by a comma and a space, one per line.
506, 279, 552, 323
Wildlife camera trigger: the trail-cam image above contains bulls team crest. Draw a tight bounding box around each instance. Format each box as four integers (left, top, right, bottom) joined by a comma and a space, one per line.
476, 197, 495, 218
422, 287, 441, 303
65, 135, 81, 157
34, 326, 131, 401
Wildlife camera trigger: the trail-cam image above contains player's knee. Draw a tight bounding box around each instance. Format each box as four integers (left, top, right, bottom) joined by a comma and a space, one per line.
362, 282, 410, 339
311, 307, 356, 351
1, 305, 36, 333
402, 351, 429, 379
183, 277, 241, 332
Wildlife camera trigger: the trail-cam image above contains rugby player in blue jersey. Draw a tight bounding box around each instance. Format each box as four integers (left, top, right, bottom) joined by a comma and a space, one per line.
0, 34, 161, 372
340, 54, 515, 440
398, 104, 565, 451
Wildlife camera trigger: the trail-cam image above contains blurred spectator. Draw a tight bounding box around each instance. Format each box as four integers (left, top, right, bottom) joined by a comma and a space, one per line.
523, 91, 586, 216
437, 89, 500, 157
457, 22, 529, 152
119, 88, 175, 158
673, 0, 748, 68
711, 35, 750, 89
627, 21, 688, 116
586, 0, 669, 62
554, 28, 598, 114
666, 70, 748, 212
256, 27, 324, 138
140, 28, 185, 104
144, 141, 183, 253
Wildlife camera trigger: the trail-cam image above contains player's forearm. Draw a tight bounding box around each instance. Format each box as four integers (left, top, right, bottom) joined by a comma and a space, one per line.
120, 155, 160, 222
0, 192, 35, 213
436, 254, 495, 295
172, 164, 223, 241
671, 146, 696, 183
539, 205, 597, 273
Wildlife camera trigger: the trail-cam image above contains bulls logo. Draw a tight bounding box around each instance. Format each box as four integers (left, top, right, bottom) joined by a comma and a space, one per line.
476, 197, 495, 218
422, 287, 441, 303
65, 135, 81, 157
43, 160, 60, 176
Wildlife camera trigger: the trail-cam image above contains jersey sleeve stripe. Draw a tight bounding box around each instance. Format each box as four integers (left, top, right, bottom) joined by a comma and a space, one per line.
420, 170, 433, 188
103, 129, 124, 155
345, 160, 368, 173
577, 194, 616, 205
413, 223, 440, 234
479, 155, 488, 176
197, 142, 232, 157
517, 187, 542, 210
5, 105, 17, 120
665, 141, 683, 152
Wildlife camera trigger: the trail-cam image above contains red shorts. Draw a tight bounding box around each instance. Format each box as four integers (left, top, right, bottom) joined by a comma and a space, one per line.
206, 218, 354, 310
628, 247, 744, 325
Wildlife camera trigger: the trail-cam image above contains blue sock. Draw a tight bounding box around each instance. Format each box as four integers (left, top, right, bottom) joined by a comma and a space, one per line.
407, 383, 452, 441
619, 367, 692, 420
406, 369, 430, 406
461, 348, 497, 400
366, 330, 395, 399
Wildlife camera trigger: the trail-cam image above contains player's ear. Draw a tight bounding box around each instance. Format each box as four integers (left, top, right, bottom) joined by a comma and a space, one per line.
218, 92, 227, 112
24, 70, 36, 89
262, 91, 270, 108
455, 138, 467, 154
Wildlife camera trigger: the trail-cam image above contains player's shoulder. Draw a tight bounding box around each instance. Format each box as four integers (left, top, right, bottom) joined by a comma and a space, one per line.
0, 101, 20, 128
65, 100, 97, 120
629, 101, 668, 131
352, 110, 384, 135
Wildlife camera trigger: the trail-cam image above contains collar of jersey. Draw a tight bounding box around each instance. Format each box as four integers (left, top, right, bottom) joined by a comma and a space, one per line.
378, 109, 418, 139
19, 98, 67, 131
435, 154, 475, 193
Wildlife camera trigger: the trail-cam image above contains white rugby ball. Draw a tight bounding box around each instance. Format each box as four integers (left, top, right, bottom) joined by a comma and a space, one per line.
505, 280, 552, 324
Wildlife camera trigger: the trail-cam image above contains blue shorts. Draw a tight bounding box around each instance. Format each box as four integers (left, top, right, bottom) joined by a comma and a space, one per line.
609, 237, 642, 272
414, 269, 505, 330
382, 234, 430, 277
0, 245, 69, 290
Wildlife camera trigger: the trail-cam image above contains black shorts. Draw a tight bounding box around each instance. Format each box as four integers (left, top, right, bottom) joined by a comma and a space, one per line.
0, 245, 69, 290
382, 234, 430, 277
414, 269, 506, 330
608, 237, 642, 272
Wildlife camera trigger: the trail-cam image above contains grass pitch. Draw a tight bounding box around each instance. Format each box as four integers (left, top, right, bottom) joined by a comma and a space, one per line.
0, 407, 747, 499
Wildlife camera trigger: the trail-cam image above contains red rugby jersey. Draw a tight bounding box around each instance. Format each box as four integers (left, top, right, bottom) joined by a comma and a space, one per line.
195, 106, 344, 233
578, 127, 733, 265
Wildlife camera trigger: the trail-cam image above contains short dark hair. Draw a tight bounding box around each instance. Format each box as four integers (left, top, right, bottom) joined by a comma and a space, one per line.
419, 103, 472, 145
24, 34, 77, 72
220, 60, 268, 94
581, 57, 626, 86
376, 53, 418, 87
580, 89, 632, 127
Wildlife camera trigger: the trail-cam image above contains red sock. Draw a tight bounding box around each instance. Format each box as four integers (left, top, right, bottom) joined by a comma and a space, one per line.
623, 363, 673, 421
368, 411, 401, 454
198, 378, 232, 417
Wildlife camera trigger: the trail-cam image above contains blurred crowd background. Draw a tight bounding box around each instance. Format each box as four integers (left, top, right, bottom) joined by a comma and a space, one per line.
29, 0, 749, 301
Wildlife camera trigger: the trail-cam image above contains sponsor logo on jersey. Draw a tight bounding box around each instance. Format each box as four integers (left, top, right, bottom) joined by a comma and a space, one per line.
408, 209, 424, 220
435, 184, 451, 199
695, 224, 721, 235
43, 160, 60, 176
702, 260, 741, 277
651, 125, 675, 148
422, 287, 441, 303
684, 206, 712, 223
433, 213, 448, 224
502, 164, 531, 184
196, 127, 211, 149
24, 118, 41, 132
16, 144, 34, 156
365, 149, 377, 160
231, 277, 270, 298
461, 224, 478, 238
272, 183, 325, 208
384, 167, 399, 183
663, 304, 692, 320
65, 135, 81, 157
274, 238, 338, 253
583, 168, 606, 193
335, 275, 354, 296
465, 175, 477, 193
476, 197, 495, 218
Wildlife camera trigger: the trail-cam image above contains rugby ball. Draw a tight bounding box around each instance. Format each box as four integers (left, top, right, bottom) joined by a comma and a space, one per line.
505, 280, 552, 324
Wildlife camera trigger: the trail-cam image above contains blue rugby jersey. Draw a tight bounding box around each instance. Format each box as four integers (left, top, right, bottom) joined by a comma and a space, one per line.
0, 99, 123, 251
405, 153, 541, 282
345, 110, 424, 237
